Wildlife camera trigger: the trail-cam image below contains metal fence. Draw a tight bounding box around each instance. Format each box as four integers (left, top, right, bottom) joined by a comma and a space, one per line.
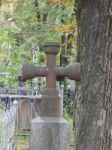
0, 88, 42, 150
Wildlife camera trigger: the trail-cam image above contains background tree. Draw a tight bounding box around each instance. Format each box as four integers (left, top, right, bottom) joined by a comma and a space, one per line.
75, 0, 112, 150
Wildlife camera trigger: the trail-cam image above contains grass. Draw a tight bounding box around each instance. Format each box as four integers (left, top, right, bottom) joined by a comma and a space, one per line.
13, 130, 30, 150
64, 112, 74, 145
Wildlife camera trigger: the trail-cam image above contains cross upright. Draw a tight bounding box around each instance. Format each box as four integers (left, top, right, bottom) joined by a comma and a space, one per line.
22, 41, 80, 117
43, 41, 60, 88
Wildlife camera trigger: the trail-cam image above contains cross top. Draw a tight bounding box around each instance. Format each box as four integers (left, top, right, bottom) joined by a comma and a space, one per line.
22, 41, 80, 85
43, 41, 60, 88
22, 41, 80, 117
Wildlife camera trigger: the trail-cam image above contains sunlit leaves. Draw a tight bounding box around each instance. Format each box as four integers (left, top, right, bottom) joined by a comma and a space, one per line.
55, 20, 77, 33
47, 0, 73, 5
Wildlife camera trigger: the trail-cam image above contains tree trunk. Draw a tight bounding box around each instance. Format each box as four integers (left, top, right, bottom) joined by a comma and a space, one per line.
75, 0, 112, 150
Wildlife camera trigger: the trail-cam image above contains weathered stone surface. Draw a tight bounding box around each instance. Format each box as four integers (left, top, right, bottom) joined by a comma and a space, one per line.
30, 117, 70, 150
40, 88, 60, 117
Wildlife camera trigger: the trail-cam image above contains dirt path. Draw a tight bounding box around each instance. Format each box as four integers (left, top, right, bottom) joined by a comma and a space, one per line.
70, 145, 74, 150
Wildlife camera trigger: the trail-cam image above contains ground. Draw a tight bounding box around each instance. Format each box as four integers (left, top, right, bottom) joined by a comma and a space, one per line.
70, 145, 74, 150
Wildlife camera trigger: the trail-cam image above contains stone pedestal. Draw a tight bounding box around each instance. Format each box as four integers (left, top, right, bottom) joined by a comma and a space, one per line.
30, 117, 70, 150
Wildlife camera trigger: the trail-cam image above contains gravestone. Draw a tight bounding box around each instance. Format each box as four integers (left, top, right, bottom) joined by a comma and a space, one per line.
22, 41, 80, 150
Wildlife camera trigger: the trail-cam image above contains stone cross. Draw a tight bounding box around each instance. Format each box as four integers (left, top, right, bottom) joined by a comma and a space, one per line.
22, 41, 80, 117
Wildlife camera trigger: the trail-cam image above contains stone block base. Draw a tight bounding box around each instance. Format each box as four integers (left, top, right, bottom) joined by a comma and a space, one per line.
30, 117, 70, 150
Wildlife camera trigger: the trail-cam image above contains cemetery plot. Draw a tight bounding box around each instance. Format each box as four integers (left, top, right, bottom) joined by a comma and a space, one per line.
0, 90, 42, 150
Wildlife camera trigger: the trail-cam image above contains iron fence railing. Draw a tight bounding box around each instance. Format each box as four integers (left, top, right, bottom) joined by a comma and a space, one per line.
0, 88, 42, 150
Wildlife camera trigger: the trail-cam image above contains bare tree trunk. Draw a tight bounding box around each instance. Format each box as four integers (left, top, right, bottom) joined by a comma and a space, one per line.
74, 0, 112, 150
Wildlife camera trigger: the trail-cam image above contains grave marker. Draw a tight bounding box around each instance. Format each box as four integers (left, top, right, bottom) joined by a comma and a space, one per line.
22, 41, 80, 150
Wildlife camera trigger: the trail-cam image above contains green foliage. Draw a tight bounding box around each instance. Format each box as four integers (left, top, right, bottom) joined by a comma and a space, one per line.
37, 52, 45, 64
0, 0, 77, 88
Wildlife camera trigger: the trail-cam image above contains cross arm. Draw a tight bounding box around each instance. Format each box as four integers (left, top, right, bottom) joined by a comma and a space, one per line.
56, 63, 80, 81
22, 63, 47, 81
22, 63, 81, 81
